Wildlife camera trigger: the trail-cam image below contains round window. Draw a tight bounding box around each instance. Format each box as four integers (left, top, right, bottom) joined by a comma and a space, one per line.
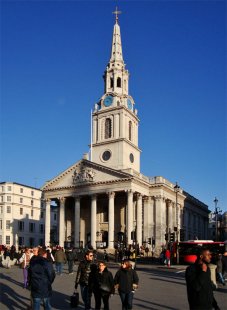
130, 153, 134, 163
102, 151, 111, 161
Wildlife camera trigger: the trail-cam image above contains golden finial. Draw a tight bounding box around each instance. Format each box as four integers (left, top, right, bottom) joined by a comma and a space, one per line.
112, 6, 122, 23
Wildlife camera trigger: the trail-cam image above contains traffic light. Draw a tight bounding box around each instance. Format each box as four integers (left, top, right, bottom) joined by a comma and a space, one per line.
180, 229, 185, 241
165, 233, 169, 241
170, 232, 175, 242
152, 237, 155, 246
148, 237, 151, 245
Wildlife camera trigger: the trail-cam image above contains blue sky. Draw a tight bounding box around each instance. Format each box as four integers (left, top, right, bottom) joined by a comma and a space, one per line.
1, 0, 226, 212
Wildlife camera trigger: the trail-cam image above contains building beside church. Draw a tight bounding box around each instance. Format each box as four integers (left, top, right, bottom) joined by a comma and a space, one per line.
42, 12, 209, 254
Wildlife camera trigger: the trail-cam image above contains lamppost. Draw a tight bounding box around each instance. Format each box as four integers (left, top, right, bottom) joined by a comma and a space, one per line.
214, 197, 222, 241
174, 182, 180, 264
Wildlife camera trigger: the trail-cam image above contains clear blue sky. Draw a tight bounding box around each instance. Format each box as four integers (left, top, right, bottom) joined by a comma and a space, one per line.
1, 0, 226, 212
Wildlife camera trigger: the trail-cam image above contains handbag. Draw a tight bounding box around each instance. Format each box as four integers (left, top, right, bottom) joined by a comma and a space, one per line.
100, 283, 111, 293
70, 291, 79, 308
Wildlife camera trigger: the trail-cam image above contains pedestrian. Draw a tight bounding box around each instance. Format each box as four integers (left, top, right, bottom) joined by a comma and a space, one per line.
185, 248, 220, 310
19, 247, 33, 288
103, 250, 109, 262
216, 254, 225, 285
114, 259, 139, 310
165, 248, 171, 267
75, 250, 96, 310
66, 247, 76, 274
28, 247, 55, 310
222, 251, 227, 281
54, 246, 67, 275
3, 246, 11, 268
90, 260, 114, 310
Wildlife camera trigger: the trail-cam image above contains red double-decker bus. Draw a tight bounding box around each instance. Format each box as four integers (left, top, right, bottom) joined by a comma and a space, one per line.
172, 240, 225, 264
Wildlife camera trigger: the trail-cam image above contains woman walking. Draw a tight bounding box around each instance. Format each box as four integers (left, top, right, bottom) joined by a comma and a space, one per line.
19, 247, 33, 288
114, 259, 139, 310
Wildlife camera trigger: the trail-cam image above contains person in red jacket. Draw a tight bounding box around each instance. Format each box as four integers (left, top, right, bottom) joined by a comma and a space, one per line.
165, 249, 171, 267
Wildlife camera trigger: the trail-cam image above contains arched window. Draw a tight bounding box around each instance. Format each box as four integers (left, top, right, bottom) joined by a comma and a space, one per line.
117, 77, 121, 88
110, 78, 114, 88
129, 121, 132, 141
105, 118, 112, 139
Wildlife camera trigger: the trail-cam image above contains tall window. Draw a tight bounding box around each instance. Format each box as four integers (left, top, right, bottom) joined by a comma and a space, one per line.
129, 121, 132, 141
20, 197, 23, 203
6, 220, 10, 230
18, 236, 24, 246
7, 206, 11, 213
39, 224, 44, 233
6, 236, 10, 245
31, 200, 34, 206
20, 188, 23, 193
7, 196, 11, 202
110, 77, 114, 88
29, 222, 35, 233
7, 186, 12, 191
105, 118, 112, 139
31, 190, 34, 196
18, 221, 24, 231
0, 220, 2, 229
20, 208, 23, 215
117, 77, 121, 87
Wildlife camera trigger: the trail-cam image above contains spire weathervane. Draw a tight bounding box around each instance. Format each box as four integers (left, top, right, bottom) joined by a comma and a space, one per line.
113, 7, 122, 23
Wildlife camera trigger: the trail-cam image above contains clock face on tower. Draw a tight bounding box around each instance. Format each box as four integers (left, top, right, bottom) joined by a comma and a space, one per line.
127, 98, 133, 110
104, 95, 113, 107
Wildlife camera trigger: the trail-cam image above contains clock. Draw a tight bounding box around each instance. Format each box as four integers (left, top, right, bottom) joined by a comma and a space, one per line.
102, 150, 111, 161
127, 98, 133, 110
104, 95, 113, 107
129, 153, 134, 163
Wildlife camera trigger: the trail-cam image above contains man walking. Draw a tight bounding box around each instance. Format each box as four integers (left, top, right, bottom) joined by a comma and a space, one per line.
75, 250, 96, 310
28, 248, 55, 310
185, 248, 220, 310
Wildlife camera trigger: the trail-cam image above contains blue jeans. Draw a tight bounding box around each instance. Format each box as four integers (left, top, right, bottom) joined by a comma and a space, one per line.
55, 262, 63, 274
80, 284, 91, 310
119, 291, 134, 310
32, 297, 51, 310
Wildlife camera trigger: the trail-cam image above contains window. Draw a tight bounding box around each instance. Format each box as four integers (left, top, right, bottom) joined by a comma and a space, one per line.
129, 121, 132, 141
6, 220, 10, 230
7, 186, 12, 191
7, 196, 11, 202
110, 77, 114, 88
20, 198, 23, 203
39, 239, 44, 246
20, 208, 23, 215
105, 118, 112, 139
54, 213, 57, 221
18, 221, 24, 231
31, 190, 34, 196
0, 196, 3, 202
117, 77, 121, 87
0, 206, 2, 213
0, 220, 2, 229
18, 236, 24, 246
41, 211, 44, 219
31, 200, 34, 206
39, 224, 44, 233
29, 222, 35, 233
29, 238, 35, 247
0, 235, 2, 244
6, 236, 10, 245
31, 210, 34, 217
7, 206, 11, 213
20, 188, 23, 193
1, 186, 4, 192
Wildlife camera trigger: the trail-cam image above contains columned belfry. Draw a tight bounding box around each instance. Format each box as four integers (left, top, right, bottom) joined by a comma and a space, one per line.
42, 9, 209, 254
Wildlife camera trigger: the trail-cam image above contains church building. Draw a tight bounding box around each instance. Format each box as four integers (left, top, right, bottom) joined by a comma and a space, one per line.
42, 11, 209, 254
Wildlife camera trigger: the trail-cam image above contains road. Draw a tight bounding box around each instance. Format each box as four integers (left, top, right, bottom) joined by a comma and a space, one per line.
0, 262, 226, 309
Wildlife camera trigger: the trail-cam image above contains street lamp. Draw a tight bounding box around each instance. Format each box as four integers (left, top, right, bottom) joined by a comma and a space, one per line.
214, 197, 222, 241
174, 182, 180, 264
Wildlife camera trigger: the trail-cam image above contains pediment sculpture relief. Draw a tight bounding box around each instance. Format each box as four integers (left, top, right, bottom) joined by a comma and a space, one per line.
72, 167, 95, 184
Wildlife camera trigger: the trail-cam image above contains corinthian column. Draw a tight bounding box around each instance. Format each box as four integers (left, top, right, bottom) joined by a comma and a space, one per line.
44, 199, 51, 246
91, 195, 97, 249
127, 190, 133, 244
136, 194, 142, 246
59, 197, 65, 247
167, 199, 173, 232
74, 196, 80, 248
108, 192, 115, 249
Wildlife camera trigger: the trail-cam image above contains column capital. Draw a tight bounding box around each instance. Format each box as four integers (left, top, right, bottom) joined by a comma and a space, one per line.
135, 193, 142, 200
44, 198, 51, 204
91, 194, 97, 200
59, 197, 66, 203
107, 191, 115, 199
73, 195, 81, 202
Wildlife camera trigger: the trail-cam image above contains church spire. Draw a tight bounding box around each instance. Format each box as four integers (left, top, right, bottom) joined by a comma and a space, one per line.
110, 7, 124, 64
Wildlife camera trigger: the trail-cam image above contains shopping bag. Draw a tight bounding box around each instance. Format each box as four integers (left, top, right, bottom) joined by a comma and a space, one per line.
70, 291, 79, 308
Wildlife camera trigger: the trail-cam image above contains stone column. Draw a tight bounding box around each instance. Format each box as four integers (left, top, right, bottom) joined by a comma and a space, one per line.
127, 190, 134, 244
108, 192, 115, 249
136, 194, 143, 247
167, 199, 173, 232
45, 199, 51, 246
74, 196, 80, 248
154, 195, 164, 249
59, 197, 65, 247
91, 195, 97, 249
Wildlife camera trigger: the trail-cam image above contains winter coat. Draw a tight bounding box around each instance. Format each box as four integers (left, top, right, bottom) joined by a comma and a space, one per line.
222, 255, 227, 272
66, 250, 76, 262
75, 259, 97, 287
90, 267, 114, 295
28, 255, 55, 298
185, 263, 219, 310
114, 267, 139, 293
54, 249, 67, 263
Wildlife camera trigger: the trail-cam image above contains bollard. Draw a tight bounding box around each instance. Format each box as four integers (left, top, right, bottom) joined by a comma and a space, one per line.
208, 263, 217, 288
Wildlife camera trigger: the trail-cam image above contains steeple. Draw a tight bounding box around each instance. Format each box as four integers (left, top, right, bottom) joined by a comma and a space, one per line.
110, 8, 124, 64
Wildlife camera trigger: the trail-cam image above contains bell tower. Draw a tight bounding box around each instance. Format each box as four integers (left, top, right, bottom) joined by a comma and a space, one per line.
91, 9, 141, 172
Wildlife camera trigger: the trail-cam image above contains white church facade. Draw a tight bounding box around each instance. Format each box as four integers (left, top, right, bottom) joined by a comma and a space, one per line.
42, 12, 209, 254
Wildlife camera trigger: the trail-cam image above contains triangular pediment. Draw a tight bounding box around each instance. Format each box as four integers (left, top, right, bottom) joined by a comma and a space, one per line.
41, 159, 133, 191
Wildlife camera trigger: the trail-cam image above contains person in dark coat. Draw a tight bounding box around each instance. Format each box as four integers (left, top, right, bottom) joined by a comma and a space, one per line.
222, 251, 227, 281
66, 247, 76, 274
114, 259, 139, 310
90, 261, 114, 310
75, 250, 96, 310
185, 248, 220, 310
28, 248, 55, 310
